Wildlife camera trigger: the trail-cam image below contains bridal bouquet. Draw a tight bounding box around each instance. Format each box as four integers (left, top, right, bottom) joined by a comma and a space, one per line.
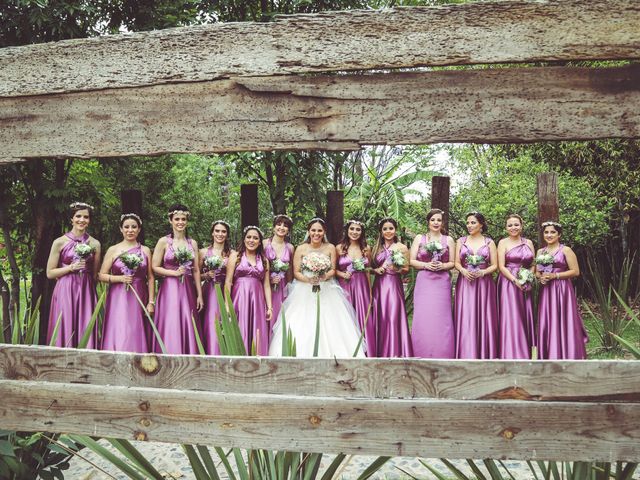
119, 252, 143, 291
270, 258, 289, 291
516, 267, 535, 292
204, 255, 224, 271
390, 249, 406, 268
535, 252, 555, 273
301, 252, 332, 292
73, 243, 95, 275
466, 254, 485, 272
174, 246, 194, 283
423, 240, 445, 261
345, 257, 367, 280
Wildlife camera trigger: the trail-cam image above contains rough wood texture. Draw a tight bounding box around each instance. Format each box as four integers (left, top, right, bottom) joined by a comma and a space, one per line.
431, 176, 451, 232
326, 191, 344, 244
2, 65, 639, 163
1, 1, 639, 98
0, 379, 638, 461
240, 184, 259, 230
1, 345, 639, 402
537, 172, 560, 246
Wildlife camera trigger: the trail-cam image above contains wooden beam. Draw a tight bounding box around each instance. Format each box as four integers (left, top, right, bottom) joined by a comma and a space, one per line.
1, 1, 639, 98
2, 65, 640, 163
537, 172, 560, 246
0, 379, 638, 461
1, 345, 639, 402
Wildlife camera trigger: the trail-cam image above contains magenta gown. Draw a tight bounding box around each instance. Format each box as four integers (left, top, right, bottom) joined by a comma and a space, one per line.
411, 235, 455, 358
264, 239, 293, 323
201, 247, 228, 355
454, 237, 499, 359
231, 253, 269, 356
101, 244, 149, 353
537, 245, 588, 359
371, 247, 413, 357
152, 236, 202, 355
497, 239, 535, 359
47, 232, 98, 348
337, 254, 373, 354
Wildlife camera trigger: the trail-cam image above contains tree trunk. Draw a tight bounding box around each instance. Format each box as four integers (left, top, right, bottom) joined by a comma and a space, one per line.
0, 198, 21, 328
0, 270, 9, 342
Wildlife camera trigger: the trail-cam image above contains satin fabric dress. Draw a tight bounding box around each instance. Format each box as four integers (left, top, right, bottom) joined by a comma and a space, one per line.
411, 235, 455, 358
454, 237, 499, 359
152, 236, 202, 354
47, 232, 98, 348
537, 245, 588, 359
337, 254, 373, 354
231, 253, 269, 356
264, 239, 293, 323
201, 247, 228, 355
497, 239, 535, 359
370, 247, 413, 357
101, 244, 150, 353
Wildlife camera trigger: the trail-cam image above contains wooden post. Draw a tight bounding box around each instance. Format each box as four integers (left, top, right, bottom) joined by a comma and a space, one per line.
326, 191, 344, 244
431, 176, 450, 232
537, 172, 559, 246
120, 189, 144, 243
241, 184, 259, 230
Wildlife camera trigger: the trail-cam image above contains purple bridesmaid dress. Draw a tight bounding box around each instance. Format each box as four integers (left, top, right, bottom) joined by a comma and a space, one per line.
337, 254, 373, 354
412, 235, 455, 358
371, 247, 413, 357
454, 237, 499, 359
497, 239, 535, 359
101, 244, 149, 353
152, 236, 202, 354
47, 232, 98, 348
264, 239, 293, 323
201, 247, 228, 355
231, 253, 269, 356
537, 245, 588, 359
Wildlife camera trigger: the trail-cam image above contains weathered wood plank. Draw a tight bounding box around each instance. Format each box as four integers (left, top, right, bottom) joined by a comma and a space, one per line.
1, 345, 639, 402
0, 379, 638, 461
1, 1, 639, 98
2, 65, 639, 163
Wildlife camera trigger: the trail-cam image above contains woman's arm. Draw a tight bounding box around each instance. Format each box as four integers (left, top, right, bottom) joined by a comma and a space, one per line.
482, 240, 498, 276
97, 246, 121, 284
143, 246, 156, 314
497, 239, 515, 281
224, 251, 238, 294
409, 236, 427, 271
90, 238, 102, 282
560, 246, 580, 279
441, 236, 456, 271
152, 237, 180, 278
263, 263, 273, 321
191, 240, 204, 311
397, 243, 410, 274
46, 237, 74, 280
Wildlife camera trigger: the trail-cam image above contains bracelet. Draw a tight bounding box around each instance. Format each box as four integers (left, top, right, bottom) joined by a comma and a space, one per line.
556, 273, 560, 280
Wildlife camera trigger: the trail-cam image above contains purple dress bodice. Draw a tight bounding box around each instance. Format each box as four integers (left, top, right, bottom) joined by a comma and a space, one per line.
234, 253, 266, 281
376, 247, 400, 275
203, 246, 228, 284
264, 239, 292, 265
416, 235, 450, 263
460, 238, 491, 269
59, 232, 95, 274
110, 244, 148, 279
163, 237, 195, 274
337, 253, 370, 272
201, 246, 228, 355
504, 241, 534, 272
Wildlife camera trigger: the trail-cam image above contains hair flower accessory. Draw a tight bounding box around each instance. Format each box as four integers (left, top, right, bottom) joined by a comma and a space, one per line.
212, 220, 231, 231
168, 209, 190, 218
120, 213, 142, 225
70, 201, 94, 211
243, 225, 264, 236
541, 220, 562, 228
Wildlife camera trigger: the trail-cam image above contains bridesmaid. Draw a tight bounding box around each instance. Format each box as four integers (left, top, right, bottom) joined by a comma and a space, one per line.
199, 220, 234, 355
497, 214, 535, 359
46, 202, 101, 348
409, 209, 456, 358
370, 217, 413, 357
335, 220, 373, 353
225, 226, 273, 355
263, 214, 294, 322
454, 211, 499, 359
536, 221, 588, 359
151, 204, 204, 354
99, 213, 154, 353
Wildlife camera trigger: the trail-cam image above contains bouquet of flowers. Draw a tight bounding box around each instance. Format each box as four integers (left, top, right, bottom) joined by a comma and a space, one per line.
516, 267, 535, 292
301, 252, 332, 292
466, 254, 485, 272
270, 258, 289, 291
423, 240, 445, 261
345, 257, 367, 280
119, 252, 143, 291
73, 243, 95, 275
535, 252, 555, 273
204, 255, 224, 271
390, 249, 406, 268
174, 246, 194, 283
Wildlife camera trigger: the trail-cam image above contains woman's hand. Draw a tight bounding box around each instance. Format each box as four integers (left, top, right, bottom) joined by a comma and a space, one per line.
461, 268, 475, 281
266, 307, 273, 321
271, 275, 281, 285
121, 274, 133, 285
175, 266, 186, 277
374, 266, 385, 275
68, 260, 86, 273
146, 302, 155, 314
196, 295, 203, 311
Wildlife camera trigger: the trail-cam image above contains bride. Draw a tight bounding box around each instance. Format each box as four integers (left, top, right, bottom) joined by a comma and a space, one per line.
269, 218, 365, 358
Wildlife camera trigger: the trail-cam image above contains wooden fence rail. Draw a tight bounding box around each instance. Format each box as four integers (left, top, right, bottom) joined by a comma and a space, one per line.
0, 345, 638, 461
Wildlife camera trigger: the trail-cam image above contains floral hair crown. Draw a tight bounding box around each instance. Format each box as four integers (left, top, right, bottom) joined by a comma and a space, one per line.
273, 214, 293, 223
346, 219, 365, 227
378, 216, 397, 227
168, 209, 190, 218
120, 213, 142, 225
69, 201, 94, 211
243, 225, 264, 236
541, 220, 562, 228
466, 211, 481, 217
307, 217, 326, 226
212, 219, 231, 231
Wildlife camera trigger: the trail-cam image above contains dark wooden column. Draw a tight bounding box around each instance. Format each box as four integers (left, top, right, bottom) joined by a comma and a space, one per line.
120, 189, 144, 242
241, 184, 259, 230
537, 172, 559, 246
431, 176, 450, 232
326, 190, 344, 244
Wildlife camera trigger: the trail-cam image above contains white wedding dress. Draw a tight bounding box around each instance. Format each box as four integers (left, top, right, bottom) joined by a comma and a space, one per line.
269, 275, 366, 358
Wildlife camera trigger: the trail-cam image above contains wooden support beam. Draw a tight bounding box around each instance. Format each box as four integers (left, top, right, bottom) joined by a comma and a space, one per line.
430, 176, 450, 232
240, 184, 259, 230
537, 172, 560, 246
1, 1, 639, 98
1, 379, 638, 461
326, 190, 344, 245
2, 65, 640, 163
